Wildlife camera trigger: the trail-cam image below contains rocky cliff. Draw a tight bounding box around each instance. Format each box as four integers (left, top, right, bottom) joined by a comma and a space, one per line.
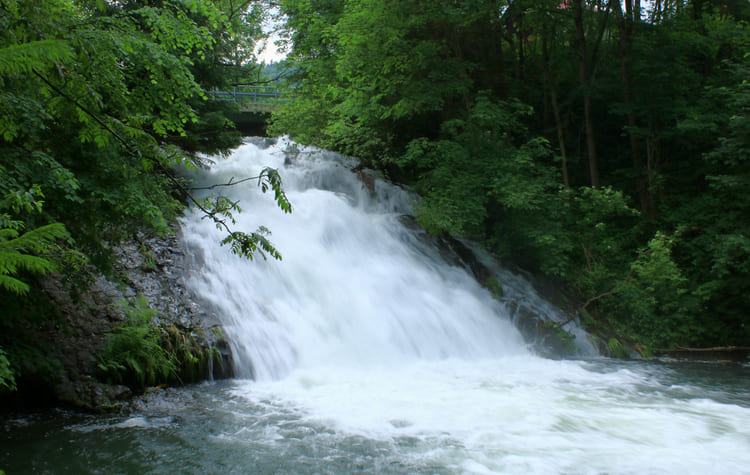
27, 229, 233, 411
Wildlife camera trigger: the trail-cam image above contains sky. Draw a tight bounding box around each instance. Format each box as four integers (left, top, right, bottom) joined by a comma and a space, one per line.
254, 7, 288, 64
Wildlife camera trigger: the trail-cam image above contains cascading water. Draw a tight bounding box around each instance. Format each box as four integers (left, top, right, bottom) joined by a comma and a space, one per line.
182, 138, 531, 380
4, 139, 747, 474
177, 139, 750, 473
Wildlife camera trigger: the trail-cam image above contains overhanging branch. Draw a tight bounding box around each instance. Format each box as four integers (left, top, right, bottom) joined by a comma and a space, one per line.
32, 69, 243, 243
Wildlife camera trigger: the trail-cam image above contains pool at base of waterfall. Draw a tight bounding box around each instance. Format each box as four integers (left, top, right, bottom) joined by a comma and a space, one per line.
5, 140, 747, 475
2, 357, 749, 474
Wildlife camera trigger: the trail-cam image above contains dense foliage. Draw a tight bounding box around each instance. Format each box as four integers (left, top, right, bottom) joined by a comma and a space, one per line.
0, 0, 286, 395
271, 0, 750, 352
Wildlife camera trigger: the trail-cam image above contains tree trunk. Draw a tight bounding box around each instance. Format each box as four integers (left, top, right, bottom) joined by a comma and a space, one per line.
542, 38, 570, 188
573, 0, 600, 188
614, 0, 655, 218
646, 118, 659, 220
583, 94, 600, 188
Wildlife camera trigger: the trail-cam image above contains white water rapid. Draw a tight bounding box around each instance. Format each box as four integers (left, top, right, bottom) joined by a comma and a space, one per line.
178, 139, 750, 474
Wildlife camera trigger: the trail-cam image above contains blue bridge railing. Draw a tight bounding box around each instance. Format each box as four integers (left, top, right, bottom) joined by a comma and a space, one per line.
208, 86, 282, 112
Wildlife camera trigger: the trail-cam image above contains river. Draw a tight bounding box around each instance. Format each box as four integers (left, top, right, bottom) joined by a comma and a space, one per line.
2, 139, 749, 474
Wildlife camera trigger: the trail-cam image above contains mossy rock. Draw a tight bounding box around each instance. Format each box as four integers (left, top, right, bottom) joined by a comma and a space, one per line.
607, 337, 630, 359
485, 276, 504, 299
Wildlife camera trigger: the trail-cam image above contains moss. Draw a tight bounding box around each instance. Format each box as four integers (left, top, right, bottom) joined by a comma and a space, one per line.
607, 337, 630, 359
141, 252, 157, 272
485, 276, 504, 299
636, 344, 653, 358
542, 321, 578, 356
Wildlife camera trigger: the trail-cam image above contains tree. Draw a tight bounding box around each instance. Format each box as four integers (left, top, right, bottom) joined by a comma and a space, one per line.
0, 0, 288, 393
272, 0, 750, 351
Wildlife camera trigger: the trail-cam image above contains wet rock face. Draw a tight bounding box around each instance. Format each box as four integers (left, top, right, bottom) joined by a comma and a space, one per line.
111, 231, 234, 380
112, 231, 224, 333
37, 229, 233, 411
431, 235, 603, 358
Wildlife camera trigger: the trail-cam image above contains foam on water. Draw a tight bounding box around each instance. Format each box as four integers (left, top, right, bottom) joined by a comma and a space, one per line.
226, 358, 750, 474
3, 140, 748, 472
178, 139, 750, 474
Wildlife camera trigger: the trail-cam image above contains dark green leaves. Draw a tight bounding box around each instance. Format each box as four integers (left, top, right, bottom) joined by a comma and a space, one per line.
0, 187, 69, 295
272, 0, 750, 350
258, 167, 293, 214
221, 228, 282, 261
0, 40, 72, 77
0, 0, 272, 393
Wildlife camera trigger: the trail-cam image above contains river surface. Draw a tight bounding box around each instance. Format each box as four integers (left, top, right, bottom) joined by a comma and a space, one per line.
2, 139, 750, 474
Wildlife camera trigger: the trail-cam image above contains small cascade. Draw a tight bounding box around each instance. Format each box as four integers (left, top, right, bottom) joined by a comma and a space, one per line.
452, 238, 600, 356
206, 339, 214, 382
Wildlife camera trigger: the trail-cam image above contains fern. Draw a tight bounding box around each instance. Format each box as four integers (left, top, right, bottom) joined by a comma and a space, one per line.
97, 297, 178, 392
0, 40, 72, 77
0, 203, 68, 294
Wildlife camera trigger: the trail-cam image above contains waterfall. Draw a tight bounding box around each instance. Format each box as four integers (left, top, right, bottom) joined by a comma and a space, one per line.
5, 138, 747, 475
181, 138, 574, 380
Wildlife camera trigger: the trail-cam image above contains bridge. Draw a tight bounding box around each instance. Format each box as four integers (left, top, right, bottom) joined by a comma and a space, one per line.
208, 86, 283, 135
208, 86, 283, 112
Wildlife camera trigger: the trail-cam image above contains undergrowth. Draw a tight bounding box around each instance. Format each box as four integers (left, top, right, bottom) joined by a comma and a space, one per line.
97, 297, 221, 393
97, 297, 177, 393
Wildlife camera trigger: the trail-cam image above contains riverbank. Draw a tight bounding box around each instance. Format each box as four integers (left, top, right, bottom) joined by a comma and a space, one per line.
0, 229, 233, 413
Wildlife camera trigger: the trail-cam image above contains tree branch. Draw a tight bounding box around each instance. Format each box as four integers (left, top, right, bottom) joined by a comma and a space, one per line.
580, 246, 654, 311
32, 69, 238, 239
226, 0, 255, 21
190, 175, 259, 190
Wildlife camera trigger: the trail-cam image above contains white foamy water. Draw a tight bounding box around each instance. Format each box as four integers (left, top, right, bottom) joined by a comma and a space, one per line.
182, 139, 527, 380
175, 139, 750, 474
3, 140, 749, 474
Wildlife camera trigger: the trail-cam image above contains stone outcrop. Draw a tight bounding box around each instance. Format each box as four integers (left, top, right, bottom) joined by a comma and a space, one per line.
34, 228, 233, 411
435, 232, 606, 358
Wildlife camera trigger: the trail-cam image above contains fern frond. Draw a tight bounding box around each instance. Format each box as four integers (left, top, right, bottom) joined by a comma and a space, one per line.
0, 40, 73, 77
1, 223, 68, 253
0, 222, 67, 294
0, 274, 31, 295
0, 251, 57, 276
0, 228, 20, 240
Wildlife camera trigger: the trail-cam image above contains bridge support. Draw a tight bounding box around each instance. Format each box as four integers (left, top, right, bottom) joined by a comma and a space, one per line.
230, 111, 272, 137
